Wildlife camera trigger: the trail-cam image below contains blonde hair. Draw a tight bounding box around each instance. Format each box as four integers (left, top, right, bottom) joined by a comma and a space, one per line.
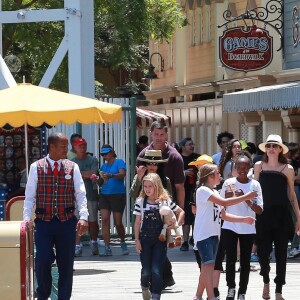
140, 173, 169, 201
198, 164, 218, 186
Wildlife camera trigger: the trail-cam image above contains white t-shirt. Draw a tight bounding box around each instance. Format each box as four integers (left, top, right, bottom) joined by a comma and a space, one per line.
133, 197, 179, 229
193, 186, 223, 242
220, 177, 263, 234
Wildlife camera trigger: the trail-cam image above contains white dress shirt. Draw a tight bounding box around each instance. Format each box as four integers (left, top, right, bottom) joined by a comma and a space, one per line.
23, 155, 88, 221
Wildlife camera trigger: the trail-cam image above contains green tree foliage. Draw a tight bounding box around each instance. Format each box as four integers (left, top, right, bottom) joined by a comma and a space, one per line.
1, 0, 186, 91
2, 0, 66, 89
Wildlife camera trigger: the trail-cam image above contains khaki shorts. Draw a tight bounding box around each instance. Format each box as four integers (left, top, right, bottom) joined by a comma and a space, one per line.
87, 200, 99, 222
75, 201, 99, 222
98, 193, 126, 212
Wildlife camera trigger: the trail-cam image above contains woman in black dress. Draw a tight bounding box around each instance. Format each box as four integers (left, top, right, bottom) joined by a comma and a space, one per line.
254, 135, 300, 300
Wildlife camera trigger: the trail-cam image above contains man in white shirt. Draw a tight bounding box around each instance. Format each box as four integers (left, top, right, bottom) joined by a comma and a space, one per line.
23, 132, 88, 300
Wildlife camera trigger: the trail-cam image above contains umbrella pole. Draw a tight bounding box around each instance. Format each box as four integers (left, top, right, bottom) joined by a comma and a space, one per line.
24, 123, 29, 178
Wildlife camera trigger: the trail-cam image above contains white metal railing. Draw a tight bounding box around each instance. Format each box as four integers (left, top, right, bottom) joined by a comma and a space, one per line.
47, 98, 134, 236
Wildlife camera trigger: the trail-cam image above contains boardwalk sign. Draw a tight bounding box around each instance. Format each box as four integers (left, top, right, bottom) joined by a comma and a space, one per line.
219, 26, 273, 72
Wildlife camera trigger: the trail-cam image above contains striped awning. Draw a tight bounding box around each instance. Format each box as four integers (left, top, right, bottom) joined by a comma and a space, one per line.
223, 82, 300, 112
136, 108, 171, 128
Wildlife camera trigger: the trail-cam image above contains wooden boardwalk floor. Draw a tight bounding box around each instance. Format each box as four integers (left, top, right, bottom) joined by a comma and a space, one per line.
67, 239, 300, 300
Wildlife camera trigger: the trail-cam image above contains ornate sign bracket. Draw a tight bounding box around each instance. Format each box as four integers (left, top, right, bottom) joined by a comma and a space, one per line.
218, 0, 283, 51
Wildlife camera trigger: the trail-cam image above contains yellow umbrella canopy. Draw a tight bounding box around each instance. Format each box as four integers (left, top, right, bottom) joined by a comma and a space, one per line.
0, 83, 122, 127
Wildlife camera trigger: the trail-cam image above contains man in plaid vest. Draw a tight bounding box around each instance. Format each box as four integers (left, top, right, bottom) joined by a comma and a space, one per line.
23, 132, 89, 300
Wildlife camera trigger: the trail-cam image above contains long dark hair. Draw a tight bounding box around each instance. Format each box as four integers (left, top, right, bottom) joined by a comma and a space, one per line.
219, 139, 241, 177
262, 152, 288, 164
140, 162, 168, 189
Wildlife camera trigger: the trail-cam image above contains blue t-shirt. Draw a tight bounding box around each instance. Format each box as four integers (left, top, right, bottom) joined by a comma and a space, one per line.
100, 159, 126, 194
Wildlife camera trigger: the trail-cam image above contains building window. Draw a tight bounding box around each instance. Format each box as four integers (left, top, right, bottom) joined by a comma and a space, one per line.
197, 9, 203, 44
168, 39, 173, 69
190, 12, 195, 46
205, 5, 211, 42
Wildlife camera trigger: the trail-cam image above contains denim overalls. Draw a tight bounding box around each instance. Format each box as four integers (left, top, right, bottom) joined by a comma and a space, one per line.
140, 197, 167, 298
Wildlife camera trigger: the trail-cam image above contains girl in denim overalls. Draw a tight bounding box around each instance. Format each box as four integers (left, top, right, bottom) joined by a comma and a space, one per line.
133, 173, 184, 300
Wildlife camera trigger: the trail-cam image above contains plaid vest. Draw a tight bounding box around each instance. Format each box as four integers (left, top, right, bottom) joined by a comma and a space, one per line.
35, 158, 76, 222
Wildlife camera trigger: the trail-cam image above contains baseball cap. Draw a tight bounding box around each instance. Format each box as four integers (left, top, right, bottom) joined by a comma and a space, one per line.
73, 138, 87, 147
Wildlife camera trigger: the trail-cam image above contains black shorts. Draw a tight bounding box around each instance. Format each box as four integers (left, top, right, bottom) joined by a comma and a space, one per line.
98, 193, 126, 212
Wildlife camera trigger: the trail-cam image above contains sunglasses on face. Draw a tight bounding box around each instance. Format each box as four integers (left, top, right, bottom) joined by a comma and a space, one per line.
265, 144, 280, 149
101, 152, 111, 157
146, 162, 158, 166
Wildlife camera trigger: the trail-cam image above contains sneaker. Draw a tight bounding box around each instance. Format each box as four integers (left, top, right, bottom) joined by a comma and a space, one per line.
162, 276, 175, 289
141, 287, 151, 300
90, 241, 99, 255
226, 288, 236, 300
99, 245, 112, 256
250, 253, 259, 262
97, 239, 105, 247
120, 241, 129, 255
238, 294, 245, 300
288, 247, 300, 258
74, 245, 82, 257
180, 241, 189, 251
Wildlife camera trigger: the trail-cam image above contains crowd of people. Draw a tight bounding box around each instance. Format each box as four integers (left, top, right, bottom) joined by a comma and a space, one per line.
134, 125, 300, 300
21, 122, 300, 300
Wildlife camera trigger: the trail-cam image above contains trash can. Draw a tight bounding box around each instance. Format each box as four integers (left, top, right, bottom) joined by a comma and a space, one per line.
0, 220, 34, 300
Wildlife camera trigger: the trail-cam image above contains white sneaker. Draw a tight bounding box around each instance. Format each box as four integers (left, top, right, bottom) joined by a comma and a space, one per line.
226, 288, 236, 300
90, 241, 99, 255
288, 247, 300, 258
97, 239, 105, 247
74, 245, 82, 257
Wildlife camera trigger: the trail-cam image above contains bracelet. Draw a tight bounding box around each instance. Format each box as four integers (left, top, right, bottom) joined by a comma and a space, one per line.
250, 201, 254, 207
110, 173, 113, 178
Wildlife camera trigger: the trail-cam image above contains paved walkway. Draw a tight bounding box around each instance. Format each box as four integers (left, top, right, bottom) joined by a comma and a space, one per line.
69, 239, 300, 300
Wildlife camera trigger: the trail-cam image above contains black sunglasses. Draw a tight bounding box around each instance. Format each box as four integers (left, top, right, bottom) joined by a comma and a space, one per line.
146, 162, 158, 166
265, 143, 280, 149
101, 152, 111, 157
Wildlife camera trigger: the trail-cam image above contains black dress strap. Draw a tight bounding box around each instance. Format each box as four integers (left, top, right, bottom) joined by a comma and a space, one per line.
280, 164, 287, 173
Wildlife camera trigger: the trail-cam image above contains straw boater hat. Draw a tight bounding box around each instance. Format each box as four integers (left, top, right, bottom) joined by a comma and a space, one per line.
188, 154, 213, 166
258, 134, 289, 155
137, 150, 168, 163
